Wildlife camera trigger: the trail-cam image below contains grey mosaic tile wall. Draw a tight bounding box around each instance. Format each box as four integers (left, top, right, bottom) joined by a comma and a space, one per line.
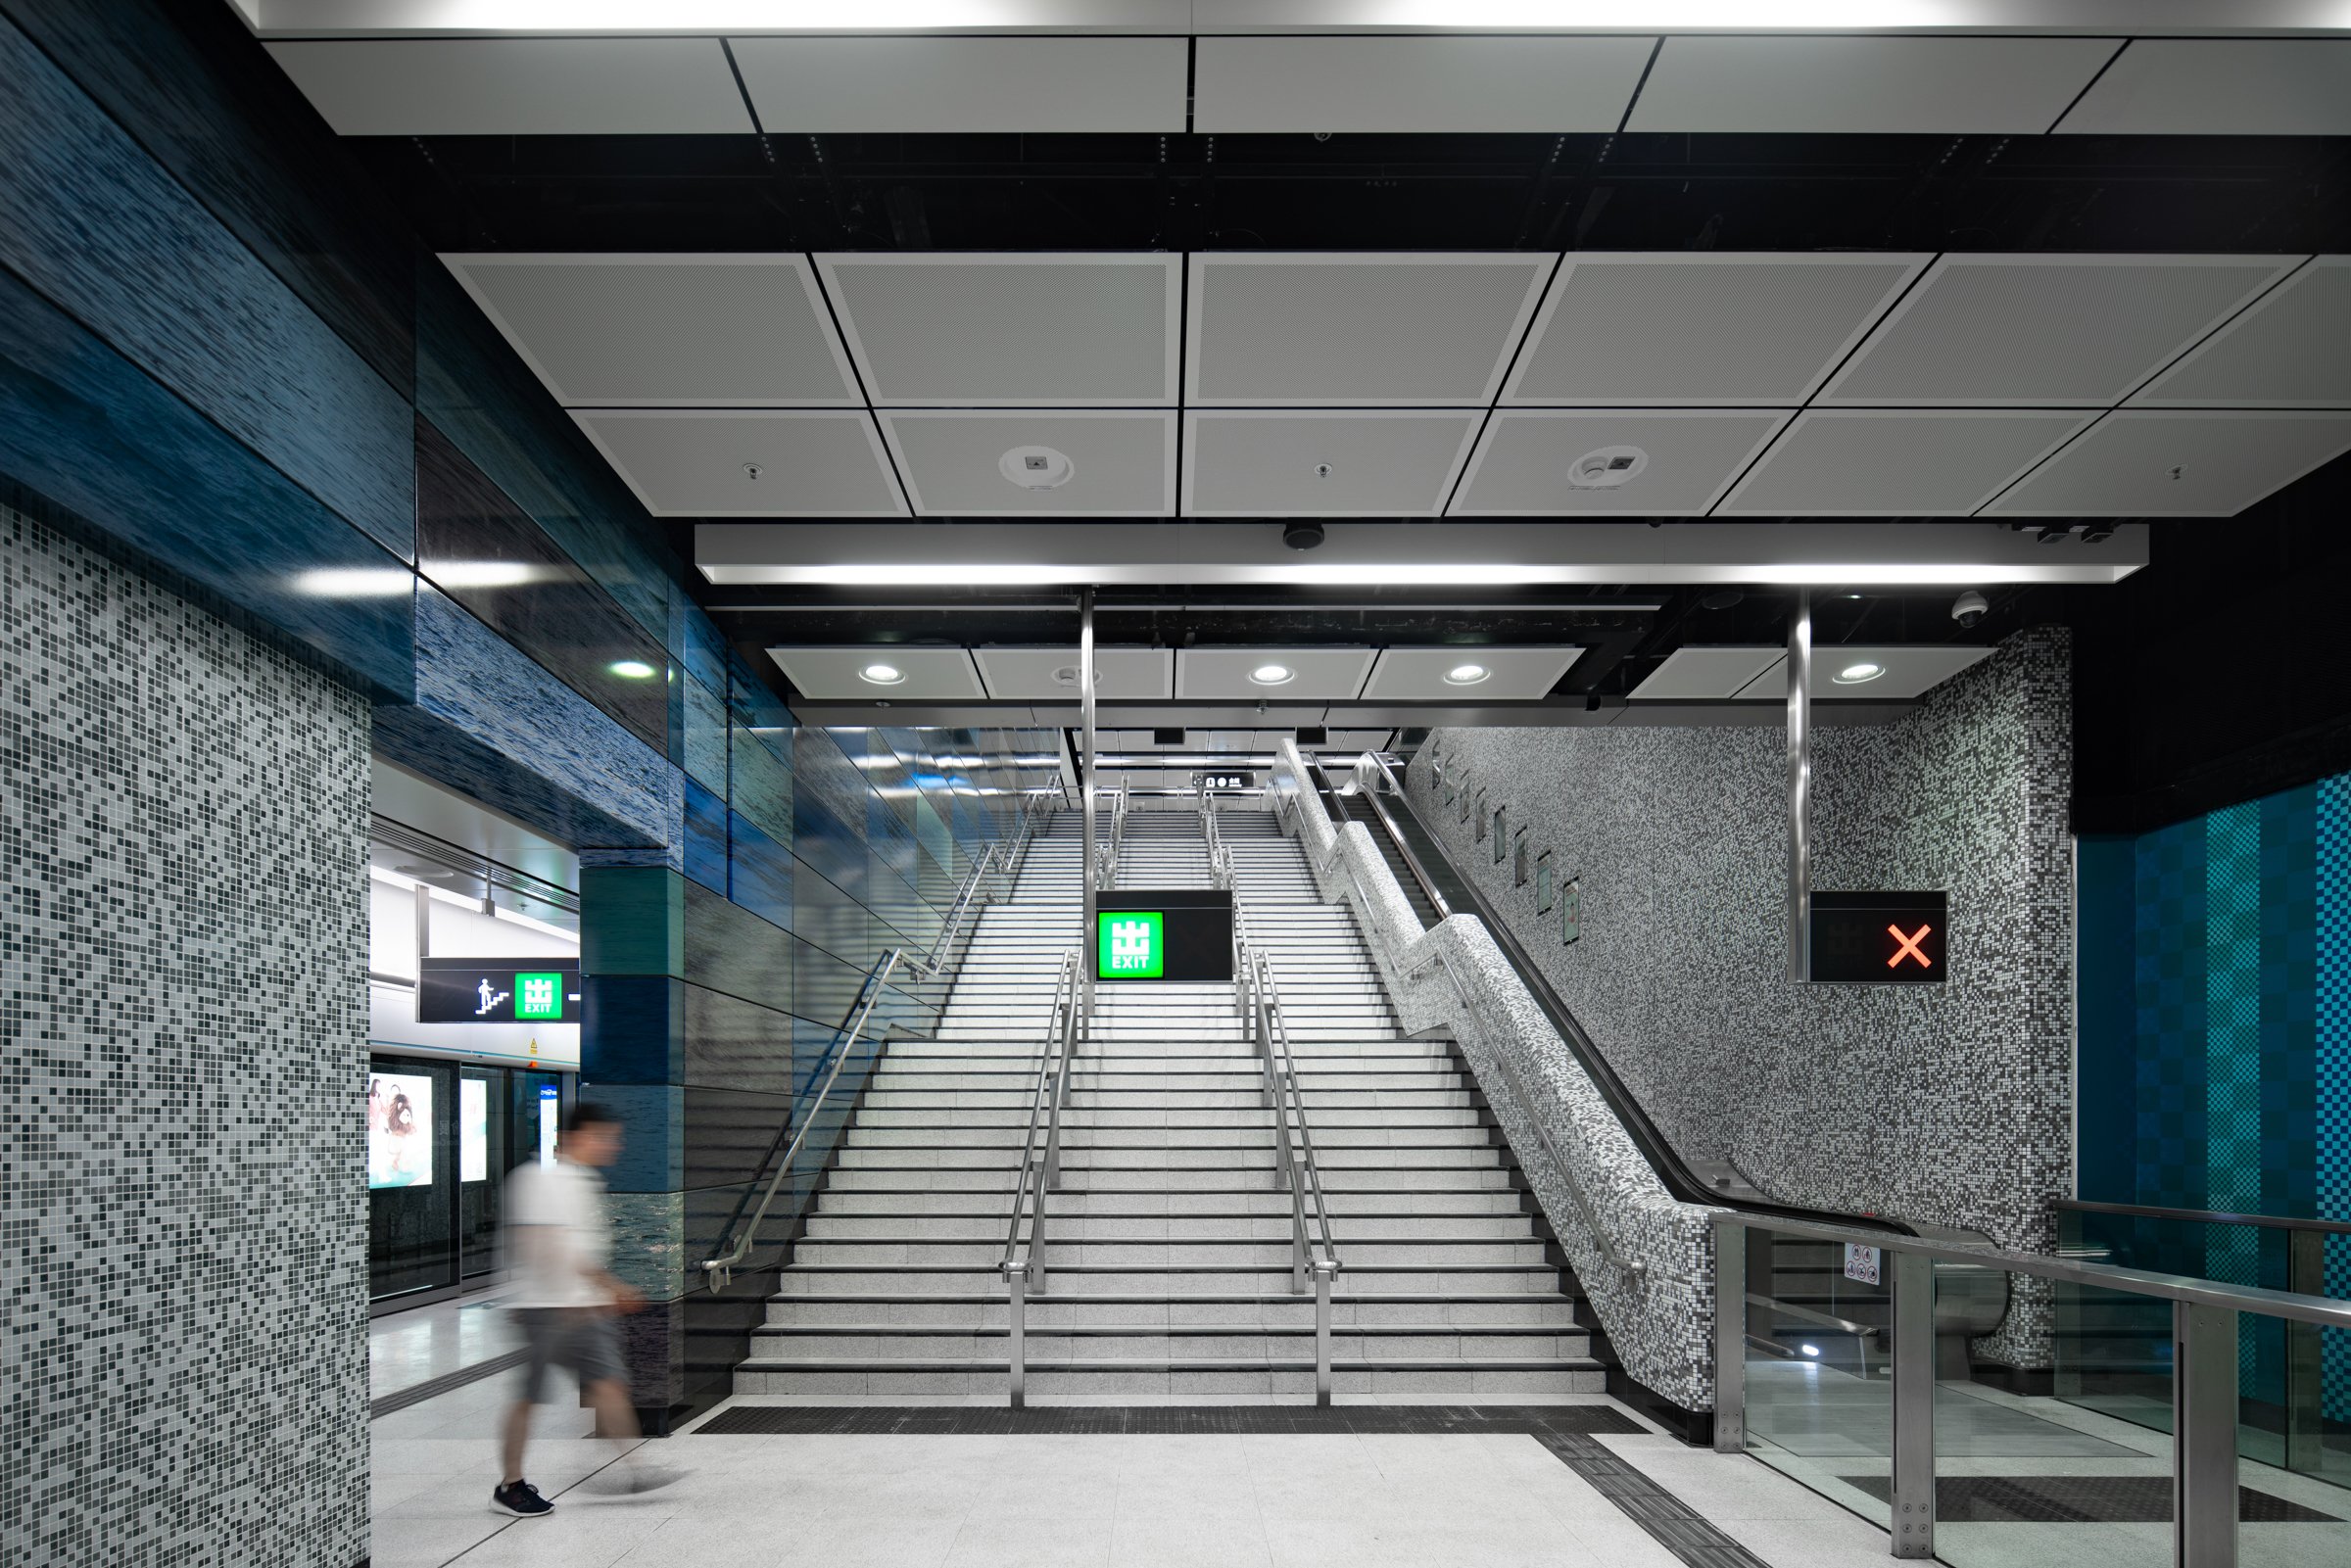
1410, 630, 2074, 1368
1, 504, 370, 1565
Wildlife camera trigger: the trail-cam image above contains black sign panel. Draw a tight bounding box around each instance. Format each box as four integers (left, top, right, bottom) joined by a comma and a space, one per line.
418, 958, 583, 1022
1807, 892, 1946, 984
1200, 772, 1253, 790
1096, 888, 1233, 983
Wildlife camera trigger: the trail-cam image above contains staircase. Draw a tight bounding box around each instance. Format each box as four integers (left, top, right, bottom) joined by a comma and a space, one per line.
735, 797, 1604, 1400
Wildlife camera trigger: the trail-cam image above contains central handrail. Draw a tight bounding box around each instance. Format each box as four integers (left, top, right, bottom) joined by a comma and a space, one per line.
1002, 947, 1080, 1406
1199, 777, 1233, 889
703, 948, 904, 1291
1094, 779, 1128, 890
918, 840, 1001, 977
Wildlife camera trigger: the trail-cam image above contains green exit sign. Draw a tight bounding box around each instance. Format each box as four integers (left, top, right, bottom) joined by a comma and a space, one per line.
514, 972, 565, 1020
1098, 911, 1164, 979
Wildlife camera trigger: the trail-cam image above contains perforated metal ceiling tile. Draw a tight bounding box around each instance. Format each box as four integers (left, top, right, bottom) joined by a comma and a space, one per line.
1819, 255, 2299, 406
1502, 254, 1926, 406
1716, 409, 2091, 516
1191, 35, 1653, 134
2131, 259, 2351, 408
1624, 35, 2118, 135
730, 37, 1187, 134
264, 38, 752, 135
880, 410, 1176, 516
768, 645, 984, 701
442, 254, 858, 407
1452, 410, 1792, 516
1183, 411, 1483, 517
1732, 644, 1998, 700
1629, 647, 1786, 701
1175, 647, 1376, 702
571, 409, 904, 517
1986, 409, 2351, 517
2055, 39, 2351, 136
1186, 254, 1555, 405
817, 254, 1180, 406
972, 647, 1174, 701
1361, 647, 1582, 701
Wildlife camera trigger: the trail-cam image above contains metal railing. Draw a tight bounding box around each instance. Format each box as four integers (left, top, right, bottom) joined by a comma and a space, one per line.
703, 948, 905, 1292
1232, 913, 1343, 1403
1320, 755, 1450, 921
1002, 948, 1081, 1406
1200, 777, 1234, 890
1002, 785, 1060, 893
1092, 779, 1128, 891
1715, 1212, 2351, 1566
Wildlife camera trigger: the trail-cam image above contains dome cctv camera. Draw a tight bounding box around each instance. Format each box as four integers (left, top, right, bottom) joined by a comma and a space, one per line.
1283, 522, 1326, 551
1951, 591, 1989, 630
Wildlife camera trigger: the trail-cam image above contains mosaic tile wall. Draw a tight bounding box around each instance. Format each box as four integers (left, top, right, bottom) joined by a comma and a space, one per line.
2078, 766, 2350, 1423
0, 504, 371, 1566
1410, 629, 2075, 1369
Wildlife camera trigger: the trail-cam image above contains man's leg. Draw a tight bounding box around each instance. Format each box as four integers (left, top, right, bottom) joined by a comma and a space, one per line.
501, 1399, 534, 1486
585, 1376, 641, 1442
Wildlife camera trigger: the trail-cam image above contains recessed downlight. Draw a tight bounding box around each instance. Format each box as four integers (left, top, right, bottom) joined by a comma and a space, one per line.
1249, 664, 1295, 687
609, 659, 658, 680
1444, 663, 1491, 686
1833, 661, 1885, 686
860, 662, 907, 686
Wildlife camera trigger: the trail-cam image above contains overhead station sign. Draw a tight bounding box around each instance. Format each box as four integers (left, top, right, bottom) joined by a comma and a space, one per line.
1806, 892, 1946, 984
418, 958, 583, 1022
1095, 890, 1232, 983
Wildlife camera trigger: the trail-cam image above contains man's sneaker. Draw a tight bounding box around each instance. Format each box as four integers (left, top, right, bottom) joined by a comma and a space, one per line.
492, 1480, 553, 1517
590, 1464, 683, 1497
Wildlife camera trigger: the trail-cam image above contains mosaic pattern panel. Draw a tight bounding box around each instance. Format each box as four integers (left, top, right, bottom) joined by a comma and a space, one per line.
0, 506, 370, 1566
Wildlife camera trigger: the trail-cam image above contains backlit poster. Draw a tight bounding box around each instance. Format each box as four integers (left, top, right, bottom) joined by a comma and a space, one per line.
460, 1078, 487, 1182
538, 1083, 560, 1166
367, 1072, 434, 1188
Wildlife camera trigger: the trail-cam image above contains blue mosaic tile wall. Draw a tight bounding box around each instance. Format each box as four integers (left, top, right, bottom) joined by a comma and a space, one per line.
2078, 769, 2349, 1423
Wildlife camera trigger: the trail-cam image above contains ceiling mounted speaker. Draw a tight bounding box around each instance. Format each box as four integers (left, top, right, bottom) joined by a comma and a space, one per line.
1297, 726, 1329, 746
1153, 728, 1185, 746
1567, 445, 1648, 489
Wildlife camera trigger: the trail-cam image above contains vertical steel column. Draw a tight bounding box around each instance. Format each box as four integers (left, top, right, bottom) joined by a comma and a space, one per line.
1890, 1249, 1938, 1560
1079, 589, 1097, 1038
1007, 1260, 1028, 1408
1712, 1216, 1747, 1453
1313, 1259, 1336, 1407
2174, 1300, 2239, 1568
1786, 589, 1812, 981
2285, 1228, 2325, 1474
413, 881, 432, 966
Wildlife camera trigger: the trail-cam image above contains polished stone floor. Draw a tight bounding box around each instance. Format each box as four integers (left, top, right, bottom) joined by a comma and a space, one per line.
372, 1290, 515, 1402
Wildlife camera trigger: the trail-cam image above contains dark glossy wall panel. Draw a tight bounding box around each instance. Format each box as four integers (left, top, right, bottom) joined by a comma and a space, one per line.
683, 879, 794, 1019
682, 1085, 802, 1191
0, 18, 413, 558
730, 722, 793, 847
0, 269, 413, 699
684, 986, 800, 1098
415, 417, 670, 752
0, 0, 415, 394
580, 974, 685, 1087
580, 866, 684, 978
727, 805, 795, 935
684, 777, 728, 897
682, 674, 729, 795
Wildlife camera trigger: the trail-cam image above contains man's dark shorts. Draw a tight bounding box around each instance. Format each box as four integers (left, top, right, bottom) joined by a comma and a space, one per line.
516, 1307, 626, 1403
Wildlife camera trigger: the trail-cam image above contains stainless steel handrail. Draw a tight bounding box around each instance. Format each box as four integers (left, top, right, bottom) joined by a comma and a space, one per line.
917, 841, 1001, 977
1003, 786, 1058, 892
1199, 777, 1233, 889
1002, 948, 1080, 1406
1094, 780, 1128, 890
704, 948, 905, 1291
1322, 756, 1450, 921
2053, 1198, 2351, 1238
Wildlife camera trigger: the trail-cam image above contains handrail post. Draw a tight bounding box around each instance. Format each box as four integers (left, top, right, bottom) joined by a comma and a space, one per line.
1712, 1216, 1747, 1453
2176, 1300, 2239, 1568
1890, 1248, 1936, 1559
1313, 1259, 1336, 1406
2286, 1226, 2325, 1473
1007, 1259, 1028, 1409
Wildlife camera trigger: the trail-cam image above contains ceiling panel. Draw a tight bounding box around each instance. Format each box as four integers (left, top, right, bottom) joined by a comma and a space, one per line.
730, 37, 1186, 133
2055, 40, 2351, 137
1819, 255, 2298, 407
1732, 645, 1997, 701
1176, 647, 1375, 702
973, 647, 1174, 701
1187, 254, 1554, 406
1192, 35, 1652, 134
1631, 647, 1786, 701
1452, 410, 1791, 516
817, 254, 1179, 406
1503, 253, 1926, 407
1183, 411, 1482, 517
440, 254, 856, 407
2131, 259, 2351, 408
768, 646, 984, 701
1985, 410, 2351, 518
264, 39, 751, 135
1625, 36, 2117, 136
1716, 409, 2091, 516
880, 411, 1176, 517
572, 410, 904, 517
1361, 647, 1581, 701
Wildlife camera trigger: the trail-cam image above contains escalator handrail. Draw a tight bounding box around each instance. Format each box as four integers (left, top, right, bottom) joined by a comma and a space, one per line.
1323, 750, 1910, 1242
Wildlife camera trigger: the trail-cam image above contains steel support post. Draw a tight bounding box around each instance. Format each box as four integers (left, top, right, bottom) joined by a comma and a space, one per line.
2285, 1228, 2325, 1474
1786, 589, 1812, 981
1079, 589, 1096, 1039
1713, 1216, 1747, 1453
1890, 1249, 1938, 1559
2174, 1300, 2239, 1568
1007, 1260, 1027, 1408
1314, 1260, 1336, 1407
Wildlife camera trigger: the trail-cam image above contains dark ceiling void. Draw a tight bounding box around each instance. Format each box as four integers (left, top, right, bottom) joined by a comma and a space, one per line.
345, 130, 2351, 257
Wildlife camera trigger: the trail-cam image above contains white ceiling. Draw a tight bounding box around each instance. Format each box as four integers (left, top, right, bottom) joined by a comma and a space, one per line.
1630, 644, 1994, 700
970, 647, 1175, 701
268, 30, 2351, 140
1630, 647, 1789, 701
1361, 646, 1582, 701
1983, 410, 2351, 517
439, 248, 2348, 524
1175, 647, 1379, 702
768, 646, 986, 701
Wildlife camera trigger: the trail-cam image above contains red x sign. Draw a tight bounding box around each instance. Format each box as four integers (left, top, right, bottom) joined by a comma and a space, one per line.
1887, 924, 1933, 970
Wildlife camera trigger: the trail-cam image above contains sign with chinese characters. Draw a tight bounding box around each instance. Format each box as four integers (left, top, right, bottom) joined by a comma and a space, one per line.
1094, 889, 1232, 982
1807, 892, 1947, 984
1844, 1244, 1883, 1285
1200, 772, 1252, 790
418, 958, 583, 1022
